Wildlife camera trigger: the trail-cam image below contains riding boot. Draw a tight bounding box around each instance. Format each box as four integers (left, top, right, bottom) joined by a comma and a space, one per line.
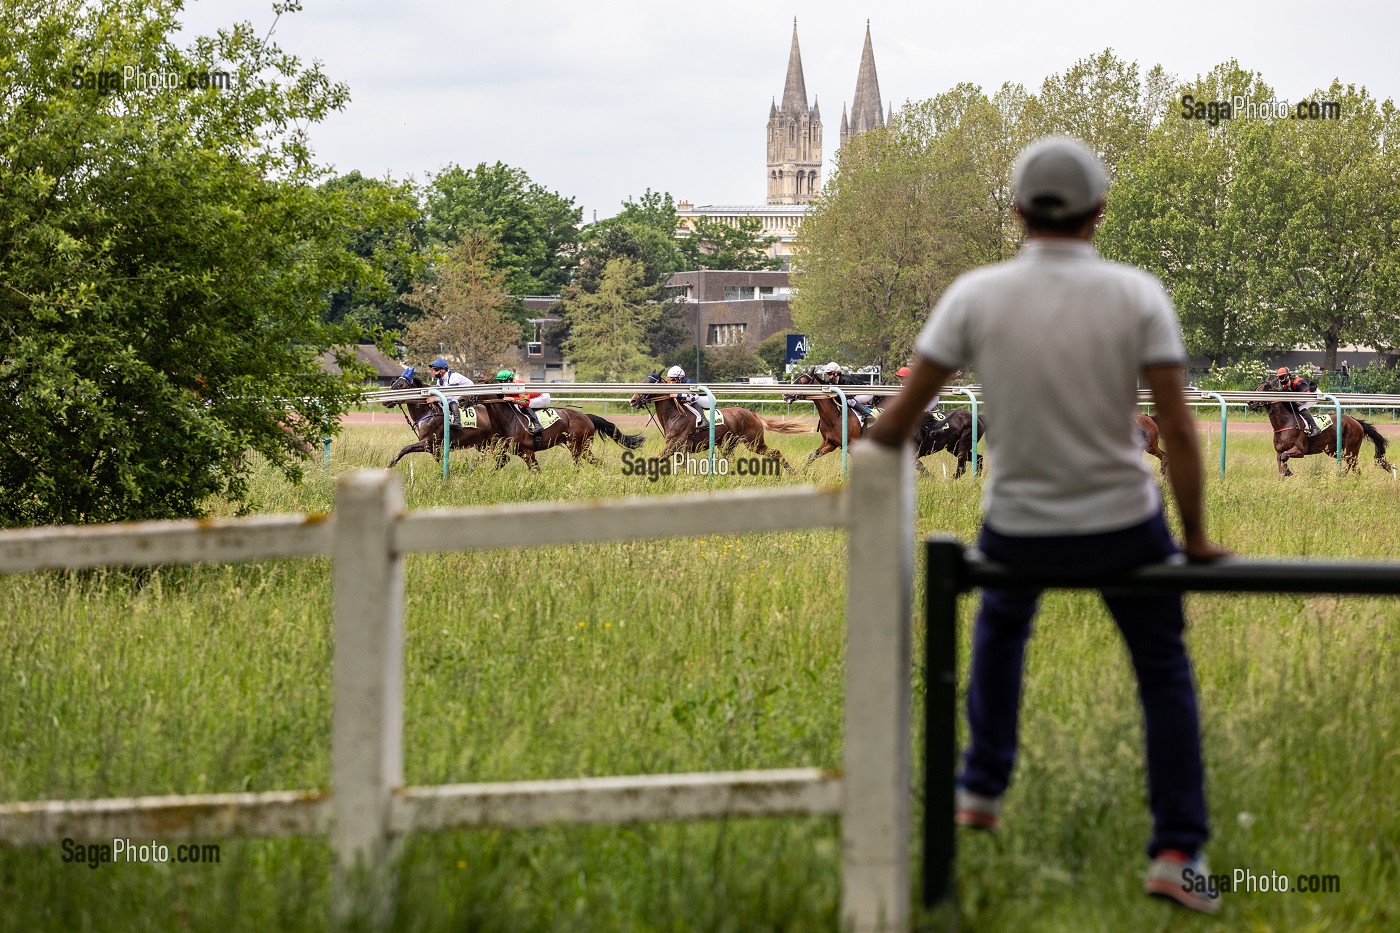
854, 403, 873, 427
527, 409, 542, 434
1299, 407, 1319, 435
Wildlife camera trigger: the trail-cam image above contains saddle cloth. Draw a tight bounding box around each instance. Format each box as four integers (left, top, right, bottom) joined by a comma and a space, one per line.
689, 407, 725, 428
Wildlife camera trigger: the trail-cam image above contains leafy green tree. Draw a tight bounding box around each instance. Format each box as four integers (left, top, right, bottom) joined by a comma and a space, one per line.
1036, 49, 1175, 175
1232, 81, 1400, 369
1, 0, 388, 526
319, 171, 428, 334
1099, 63, 1276, 366
401, 232, 523, 378
756, 332, 790, 375
422, 162, 581, 298
793, 104, 998, 371
678, 217, 781, 271
561, 259, 658, 381
701, 345, 767, 381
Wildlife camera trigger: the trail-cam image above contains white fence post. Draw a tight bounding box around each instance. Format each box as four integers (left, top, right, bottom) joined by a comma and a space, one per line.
842, 442, 913, 932
332, 470, 405, 927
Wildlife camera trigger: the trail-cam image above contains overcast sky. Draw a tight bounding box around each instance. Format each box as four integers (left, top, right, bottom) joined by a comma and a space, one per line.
177, 0, 1400, 222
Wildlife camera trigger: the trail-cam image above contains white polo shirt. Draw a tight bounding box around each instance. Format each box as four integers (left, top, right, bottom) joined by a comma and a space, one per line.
914, 239, 1186, 535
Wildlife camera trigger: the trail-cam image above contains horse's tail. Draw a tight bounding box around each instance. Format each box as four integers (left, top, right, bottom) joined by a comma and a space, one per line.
761, 417, 810, 434
588, 413, 646, 449
1357, 419, 1392, 468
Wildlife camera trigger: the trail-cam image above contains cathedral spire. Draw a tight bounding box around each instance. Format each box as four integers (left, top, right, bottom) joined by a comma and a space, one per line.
848, 21, 884, 140
780, 19, 809, 114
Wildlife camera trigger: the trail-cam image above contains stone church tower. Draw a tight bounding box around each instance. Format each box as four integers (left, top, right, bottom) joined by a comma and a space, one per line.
840, 22, 885, 149
766, 21, 822, 205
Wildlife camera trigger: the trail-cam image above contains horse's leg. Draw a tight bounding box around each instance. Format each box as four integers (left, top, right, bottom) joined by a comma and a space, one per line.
388, 439, 430, 468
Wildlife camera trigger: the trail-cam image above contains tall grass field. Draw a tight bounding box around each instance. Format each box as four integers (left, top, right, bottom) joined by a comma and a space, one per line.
2, 417, 1397, 932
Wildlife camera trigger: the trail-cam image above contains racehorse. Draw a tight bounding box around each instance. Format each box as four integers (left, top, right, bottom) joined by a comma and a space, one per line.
628, 372, 806, 472
788, 368, 985, 477
382, 372, 643, 471
1246, 375, 1392, 477
916, 408, 986, 478
1136, 412, 1167, 475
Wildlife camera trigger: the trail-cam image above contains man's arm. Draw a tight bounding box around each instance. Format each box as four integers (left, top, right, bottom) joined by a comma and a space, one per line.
1144, 364, 1231, 562
867, 356, 955, 448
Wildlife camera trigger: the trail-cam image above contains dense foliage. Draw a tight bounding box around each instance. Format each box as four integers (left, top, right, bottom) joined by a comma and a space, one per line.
795, 50, 1400, 373
0, 0, 402, 526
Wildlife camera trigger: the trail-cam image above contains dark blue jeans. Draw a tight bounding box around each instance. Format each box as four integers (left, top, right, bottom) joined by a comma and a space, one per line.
959, 511, 1210, 858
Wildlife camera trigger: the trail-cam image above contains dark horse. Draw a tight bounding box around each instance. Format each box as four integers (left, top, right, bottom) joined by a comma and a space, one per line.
788, 368, 986, 477
628, 372, 806, 472
1136, 412, 1168, 475
1246, 375, 1392, 477
382, 372, 642, 471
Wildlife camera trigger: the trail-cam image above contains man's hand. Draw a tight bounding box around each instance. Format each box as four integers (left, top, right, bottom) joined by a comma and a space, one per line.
1144, 364, 1232, 563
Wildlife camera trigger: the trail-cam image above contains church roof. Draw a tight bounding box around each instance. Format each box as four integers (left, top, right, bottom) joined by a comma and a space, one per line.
780, 20, 809, 114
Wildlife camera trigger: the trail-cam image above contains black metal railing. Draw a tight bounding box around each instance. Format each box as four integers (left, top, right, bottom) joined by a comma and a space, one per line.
923, 534, 1400, 911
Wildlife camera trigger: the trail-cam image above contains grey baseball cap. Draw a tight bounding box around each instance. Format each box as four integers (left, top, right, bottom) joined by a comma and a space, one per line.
1012, 136, 1108, 220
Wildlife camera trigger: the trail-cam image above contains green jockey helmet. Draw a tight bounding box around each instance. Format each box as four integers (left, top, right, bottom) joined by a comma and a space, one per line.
495, 369, 515, 382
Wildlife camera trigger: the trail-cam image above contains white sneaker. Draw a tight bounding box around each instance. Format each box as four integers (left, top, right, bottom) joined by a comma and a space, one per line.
1145, 849, 1222, 915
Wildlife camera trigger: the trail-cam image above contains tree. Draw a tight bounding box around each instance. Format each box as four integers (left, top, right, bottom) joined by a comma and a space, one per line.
677, 217, 782, 271
1098, 63, 1276, 366
1, 0, 388, 526
701, 345, 767, 381
422, 162, 581, 298
400, 232, 523, 378
319, 171, 428, 334
1233, 82, 1400, 369
561, 259, 658, 381
792, 103, 999, 371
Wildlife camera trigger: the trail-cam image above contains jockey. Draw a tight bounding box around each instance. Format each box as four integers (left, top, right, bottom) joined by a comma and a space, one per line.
664, 364, 712, 426
495, 369, 550, 433
896, 365, 941, 411
1276, 366, 1320, 434
819, 361, 874, 424
429, 357, 473, 427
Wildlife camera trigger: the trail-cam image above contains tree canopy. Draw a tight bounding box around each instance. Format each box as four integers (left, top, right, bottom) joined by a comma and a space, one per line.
400, 232, 523, 378
422, 162, 582, 299
0, 0, 397, 525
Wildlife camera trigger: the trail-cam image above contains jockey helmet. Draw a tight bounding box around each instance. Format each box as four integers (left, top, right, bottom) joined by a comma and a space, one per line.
495, 369, 515, 382
1276, 367, 1289, 376
895, 366, 912, 378
820, 361, 840, 374
666, 365, 685, 378
430, 357, 449, 370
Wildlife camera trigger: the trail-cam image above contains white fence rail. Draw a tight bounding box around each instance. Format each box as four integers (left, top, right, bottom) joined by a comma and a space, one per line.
0, 443, 914, 933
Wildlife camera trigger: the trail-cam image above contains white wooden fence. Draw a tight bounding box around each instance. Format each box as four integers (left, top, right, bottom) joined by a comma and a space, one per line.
0, 443, 914, 932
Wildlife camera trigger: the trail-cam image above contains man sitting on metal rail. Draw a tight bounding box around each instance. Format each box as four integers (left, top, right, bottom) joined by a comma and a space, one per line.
818, 361, 876, 425
1275, 367, 1320, 435
429, 357, 473, 428
867, 136, 1231, 915
663, 365, 712, 427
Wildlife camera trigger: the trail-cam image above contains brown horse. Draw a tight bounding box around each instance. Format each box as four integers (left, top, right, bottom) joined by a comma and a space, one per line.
1136, 412, 1167, 475
1246, 377, 1392, 477
628, 372, 806, 472
788, 369, 985, 476
382, 373, 642, 470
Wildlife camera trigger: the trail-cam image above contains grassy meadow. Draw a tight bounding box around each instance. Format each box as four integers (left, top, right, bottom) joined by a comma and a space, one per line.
1, 416, 1397, 932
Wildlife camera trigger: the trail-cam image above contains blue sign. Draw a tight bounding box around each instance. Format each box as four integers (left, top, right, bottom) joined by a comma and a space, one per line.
785, 334, 809, 365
